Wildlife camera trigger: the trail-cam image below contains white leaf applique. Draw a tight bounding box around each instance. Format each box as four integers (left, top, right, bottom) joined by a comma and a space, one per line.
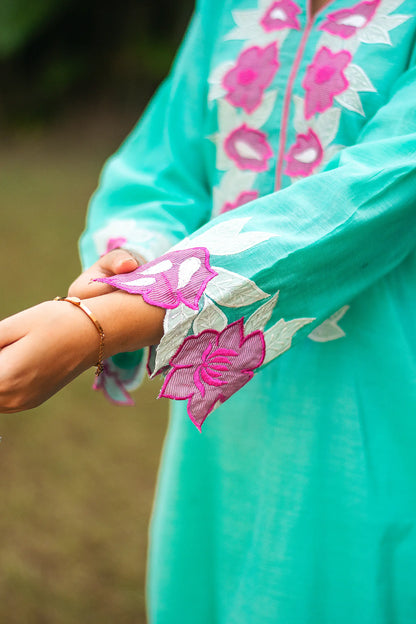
208, 61, 235, 102
193, 296, 228, 334
359, 23, 392, 44
152, 304, 197, 375
292, 95, 309, 135
212, 170, 257, 217
334, 88, 365, 116
314, 107, 342, 148
308, 305, 350, 342
263, 317, 315, 365
244, 292, 279, 334
188, 216, 276, 256
205, 267, 269, 307
345, 64, 377, 93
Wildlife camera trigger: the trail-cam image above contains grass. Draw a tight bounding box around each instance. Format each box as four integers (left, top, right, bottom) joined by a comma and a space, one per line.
0, 105, 168, 623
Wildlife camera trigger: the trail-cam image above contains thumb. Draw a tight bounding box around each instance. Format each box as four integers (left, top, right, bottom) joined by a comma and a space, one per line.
100, 249, 140, 275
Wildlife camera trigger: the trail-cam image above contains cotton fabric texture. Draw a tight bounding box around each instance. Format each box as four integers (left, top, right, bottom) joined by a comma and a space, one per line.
80, 0, 416, 621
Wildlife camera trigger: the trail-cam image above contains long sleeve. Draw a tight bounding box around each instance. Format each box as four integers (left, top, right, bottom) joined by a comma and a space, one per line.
79, 4, 214, 269
102, 53, 416, 428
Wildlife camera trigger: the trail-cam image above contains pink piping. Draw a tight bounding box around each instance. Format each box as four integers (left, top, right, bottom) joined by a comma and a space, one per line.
274, 0, 334, 190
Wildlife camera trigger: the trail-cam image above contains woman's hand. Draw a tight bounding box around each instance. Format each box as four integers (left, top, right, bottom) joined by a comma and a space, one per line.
0, 300, 99, 413
68, 248, 141, 299
0, 291, 165, 414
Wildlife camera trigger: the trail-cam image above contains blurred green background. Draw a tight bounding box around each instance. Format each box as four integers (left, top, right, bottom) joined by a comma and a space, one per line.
0, 1, 192, 621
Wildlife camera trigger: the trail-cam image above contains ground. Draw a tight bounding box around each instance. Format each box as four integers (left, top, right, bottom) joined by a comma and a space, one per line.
0, 101, 168, 624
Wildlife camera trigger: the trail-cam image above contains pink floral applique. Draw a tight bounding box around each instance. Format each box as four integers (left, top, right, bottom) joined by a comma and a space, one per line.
221, 190, 259, 214
96, 247, 217, 310
159, 319, 266, 430
320, 0, 380, 39
223, 44, 279, 113
284, 129, 323, 177
93, 360, 135, 406
302, 47, 351, 119
104, 237, 128, 255
224, 124, 273, 172
261, 0, 302, 31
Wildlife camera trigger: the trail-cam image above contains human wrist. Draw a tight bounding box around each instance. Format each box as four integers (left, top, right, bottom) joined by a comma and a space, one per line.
83, 290, 165, 358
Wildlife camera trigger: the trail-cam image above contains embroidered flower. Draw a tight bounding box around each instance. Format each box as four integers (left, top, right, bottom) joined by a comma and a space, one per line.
320, 0, 380, 39
159, 319, 265, 430
224, 124, 273, 172
104, 237, 128, 255
261, 0, 302, 31
302, 47, 351, 119
221, 190, 259, 214
223, 44, 279, 113
284, 129, 323, 177
96, 247, 217, 310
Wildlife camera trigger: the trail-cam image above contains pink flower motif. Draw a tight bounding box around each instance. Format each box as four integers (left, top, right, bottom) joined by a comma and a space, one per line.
284, 129, 323, 177
224, 124, 273, 172
95, 247, 217, 310
221, 190, 260, 214
320, 0, 380, 39
223, 44, 279, 113
104, 237, 128, 255
159, 319, 266, 430
261, 0, 302, 31
302, 46, 351, 119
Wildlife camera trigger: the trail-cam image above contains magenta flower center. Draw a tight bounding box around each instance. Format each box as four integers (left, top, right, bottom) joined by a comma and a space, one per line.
193, 343, 238, 394
316, 65, 336, 84
237, 68, 258, 85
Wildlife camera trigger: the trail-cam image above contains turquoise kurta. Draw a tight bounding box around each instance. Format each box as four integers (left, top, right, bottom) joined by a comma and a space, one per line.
80, 0, 416, 621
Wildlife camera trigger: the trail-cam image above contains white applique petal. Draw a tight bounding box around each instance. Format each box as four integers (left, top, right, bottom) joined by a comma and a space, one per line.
190, 217, 275, 256
334, 89, 365, 116
244, 292, 279, 334
142, 259, 173, 275
263, 317, 315, 364
153, 305, 197, 374
126, 277, 156, 287
315, 107, 341, 148
345, 64, 377, 93
308, 305, 350, 342
359, 24, 392, 45
193, 297, 228, 334
205, 267, 269, 307
293, 95, 309, 135
177, 257, 202, 289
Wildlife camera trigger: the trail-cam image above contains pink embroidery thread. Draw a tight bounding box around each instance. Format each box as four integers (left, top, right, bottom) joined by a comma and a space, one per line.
104, 237, 128, 256
320, 0, 380, 38
284, 128, 323, 177
261, 0, 302, 31
224, 124, 273, 172
221, 190, 259, 214
96, 247, 217, 310
302, 46, 351, 119
158, 319, 266, 431
223, 43, 279, 113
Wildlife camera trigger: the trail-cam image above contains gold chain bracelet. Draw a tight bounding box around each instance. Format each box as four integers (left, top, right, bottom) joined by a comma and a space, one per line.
54, 296, 105, 376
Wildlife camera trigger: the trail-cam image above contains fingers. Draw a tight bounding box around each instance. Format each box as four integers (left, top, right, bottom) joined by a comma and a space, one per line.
0, 309, 30, 349
100, 249, 139, 274
68, 270, 115, 299
68, 250, 140, 299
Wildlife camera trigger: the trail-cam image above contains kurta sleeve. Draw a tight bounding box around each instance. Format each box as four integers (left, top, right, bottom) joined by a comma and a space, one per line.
79, 5, 213, 269
78, 3, 218, 404
100, 54, 416, 428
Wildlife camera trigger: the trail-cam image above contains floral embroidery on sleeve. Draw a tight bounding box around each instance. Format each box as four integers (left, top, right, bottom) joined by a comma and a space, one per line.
95, 217, 315, 428
159, 319, 266, 430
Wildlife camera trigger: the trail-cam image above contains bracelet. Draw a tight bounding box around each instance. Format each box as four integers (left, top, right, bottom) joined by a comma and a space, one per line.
54, 296, 105, 376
